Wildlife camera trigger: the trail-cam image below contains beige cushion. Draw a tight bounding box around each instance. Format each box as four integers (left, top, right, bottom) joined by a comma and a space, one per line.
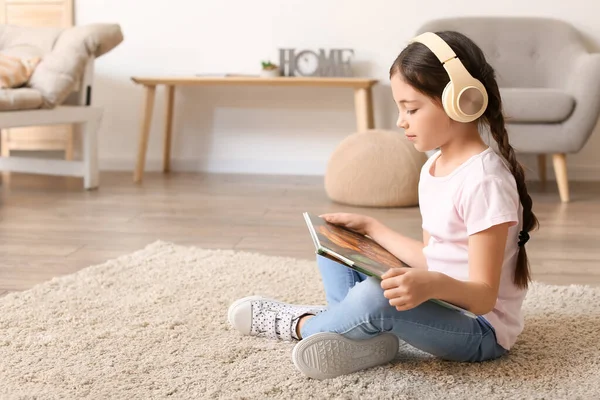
0, 87, 43, 110
0, 53, 40, 88
500, 88, 575, 123
325, 130, 427, 207
0, 25, 62, 56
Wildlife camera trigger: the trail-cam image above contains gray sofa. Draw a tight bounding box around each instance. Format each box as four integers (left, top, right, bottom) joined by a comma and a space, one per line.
417, 17, 600, 202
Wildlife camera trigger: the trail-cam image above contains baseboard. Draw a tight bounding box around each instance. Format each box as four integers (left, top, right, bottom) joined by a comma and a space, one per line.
99, 157, 600, 180
100, 157, 328, 176
100, 158, 197, 173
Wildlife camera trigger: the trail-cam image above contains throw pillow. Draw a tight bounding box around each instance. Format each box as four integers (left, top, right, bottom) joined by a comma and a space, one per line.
0, 53, 41, 89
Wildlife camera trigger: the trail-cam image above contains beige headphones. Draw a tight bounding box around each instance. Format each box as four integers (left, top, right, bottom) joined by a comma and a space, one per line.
409, 32, 488, 123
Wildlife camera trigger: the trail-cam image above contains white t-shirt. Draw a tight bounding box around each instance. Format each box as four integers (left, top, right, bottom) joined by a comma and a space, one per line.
418, 147, 526, 350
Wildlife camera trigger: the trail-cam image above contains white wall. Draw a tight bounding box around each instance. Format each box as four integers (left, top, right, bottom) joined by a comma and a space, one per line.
77, 0, 600, 180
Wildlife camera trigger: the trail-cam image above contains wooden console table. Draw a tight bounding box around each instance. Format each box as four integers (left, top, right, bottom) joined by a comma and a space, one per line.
130, 76, 378, 182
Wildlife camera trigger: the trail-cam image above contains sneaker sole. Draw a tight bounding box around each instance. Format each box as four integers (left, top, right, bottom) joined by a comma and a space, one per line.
292, 332, 398, 380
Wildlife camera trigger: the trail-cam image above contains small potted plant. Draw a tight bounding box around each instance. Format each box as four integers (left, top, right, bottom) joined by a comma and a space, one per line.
260, 60, 280, 77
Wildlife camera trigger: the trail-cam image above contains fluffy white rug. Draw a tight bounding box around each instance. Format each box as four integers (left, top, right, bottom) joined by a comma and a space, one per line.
0, 241, 598, 399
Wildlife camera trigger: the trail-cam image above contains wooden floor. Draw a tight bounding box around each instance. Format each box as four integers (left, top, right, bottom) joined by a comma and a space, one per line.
0, 171, 599, 296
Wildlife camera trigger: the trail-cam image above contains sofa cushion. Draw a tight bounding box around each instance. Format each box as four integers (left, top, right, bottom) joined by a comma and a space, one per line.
0, 25, 62, 56
0, 88, 43, 111
500, 88, 575, 123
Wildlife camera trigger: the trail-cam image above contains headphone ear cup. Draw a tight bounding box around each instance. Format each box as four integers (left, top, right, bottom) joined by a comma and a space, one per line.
456, 86, 487, 122
443, 82, 486, 123
442, 82, 459, 121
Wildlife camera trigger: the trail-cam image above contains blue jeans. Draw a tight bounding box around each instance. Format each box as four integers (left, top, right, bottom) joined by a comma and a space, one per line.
300, 255, 507, 362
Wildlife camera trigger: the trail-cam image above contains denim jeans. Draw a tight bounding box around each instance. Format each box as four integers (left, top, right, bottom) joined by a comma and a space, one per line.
300, 255, 508, 362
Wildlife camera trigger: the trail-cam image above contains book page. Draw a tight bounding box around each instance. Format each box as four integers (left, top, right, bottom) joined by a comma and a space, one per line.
305, 213, 406, 276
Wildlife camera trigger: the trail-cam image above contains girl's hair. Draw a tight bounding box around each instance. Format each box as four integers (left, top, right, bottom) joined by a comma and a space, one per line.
389, 31, 538, 289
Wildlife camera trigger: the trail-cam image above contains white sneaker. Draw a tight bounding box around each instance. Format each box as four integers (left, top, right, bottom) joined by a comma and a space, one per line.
292, 332, 399, 380
227, 295, 326, 342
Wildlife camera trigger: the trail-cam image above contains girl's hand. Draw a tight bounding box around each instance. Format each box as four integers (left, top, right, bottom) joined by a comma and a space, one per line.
380, 268, 435, 311
319, 213, 378, 236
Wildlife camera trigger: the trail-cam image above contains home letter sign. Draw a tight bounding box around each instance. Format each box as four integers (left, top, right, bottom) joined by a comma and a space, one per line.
279, 48, 354, 77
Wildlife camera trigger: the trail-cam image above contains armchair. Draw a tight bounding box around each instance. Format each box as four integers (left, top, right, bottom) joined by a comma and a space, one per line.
0, 23, 123, 189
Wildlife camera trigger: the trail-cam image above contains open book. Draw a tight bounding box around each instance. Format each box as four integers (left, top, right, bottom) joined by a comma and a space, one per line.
303, 212, 477, 319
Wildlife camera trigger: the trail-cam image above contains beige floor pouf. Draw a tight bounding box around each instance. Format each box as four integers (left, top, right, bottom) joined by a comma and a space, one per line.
325, 129, 428, 207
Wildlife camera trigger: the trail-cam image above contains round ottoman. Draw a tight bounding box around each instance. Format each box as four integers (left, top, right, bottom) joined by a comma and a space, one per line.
324, 129, 427, 207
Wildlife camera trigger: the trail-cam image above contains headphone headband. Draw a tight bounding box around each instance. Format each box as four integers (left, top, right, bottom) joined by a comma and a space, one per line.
409, 32, 457, 65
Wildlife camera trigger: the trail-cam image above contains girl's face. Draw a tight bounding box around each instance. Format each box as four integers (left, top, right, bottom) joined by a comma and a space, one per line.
390, 73, 452, 152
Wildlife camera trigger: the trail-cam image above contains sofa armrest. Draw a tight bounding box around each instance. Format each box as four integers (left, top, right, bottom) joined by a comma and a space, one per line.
52, 23, 123, 59
561, 53, 600, 153
28, 24, 123, 109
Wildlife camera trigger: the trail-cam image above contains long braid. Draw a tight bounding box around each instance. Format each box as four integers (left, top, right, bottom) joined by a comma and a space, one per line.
482, 64, 539, 289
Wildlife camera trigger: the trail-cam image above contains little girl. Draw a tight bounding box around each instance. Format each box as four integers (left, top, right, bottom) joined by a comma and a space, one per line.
228, 31, 538, 380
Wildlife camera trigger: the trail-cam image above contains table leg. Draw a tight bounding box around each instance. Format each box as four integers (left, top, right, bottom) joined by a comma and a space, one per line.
354, 87, 375, 132
163, 85, 175, 173
134, 85, 156, 183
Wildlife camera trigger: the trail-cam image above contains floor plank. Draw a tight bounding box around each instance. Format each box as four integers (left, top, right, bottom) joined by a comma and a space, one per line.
0, 171, 598, 294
